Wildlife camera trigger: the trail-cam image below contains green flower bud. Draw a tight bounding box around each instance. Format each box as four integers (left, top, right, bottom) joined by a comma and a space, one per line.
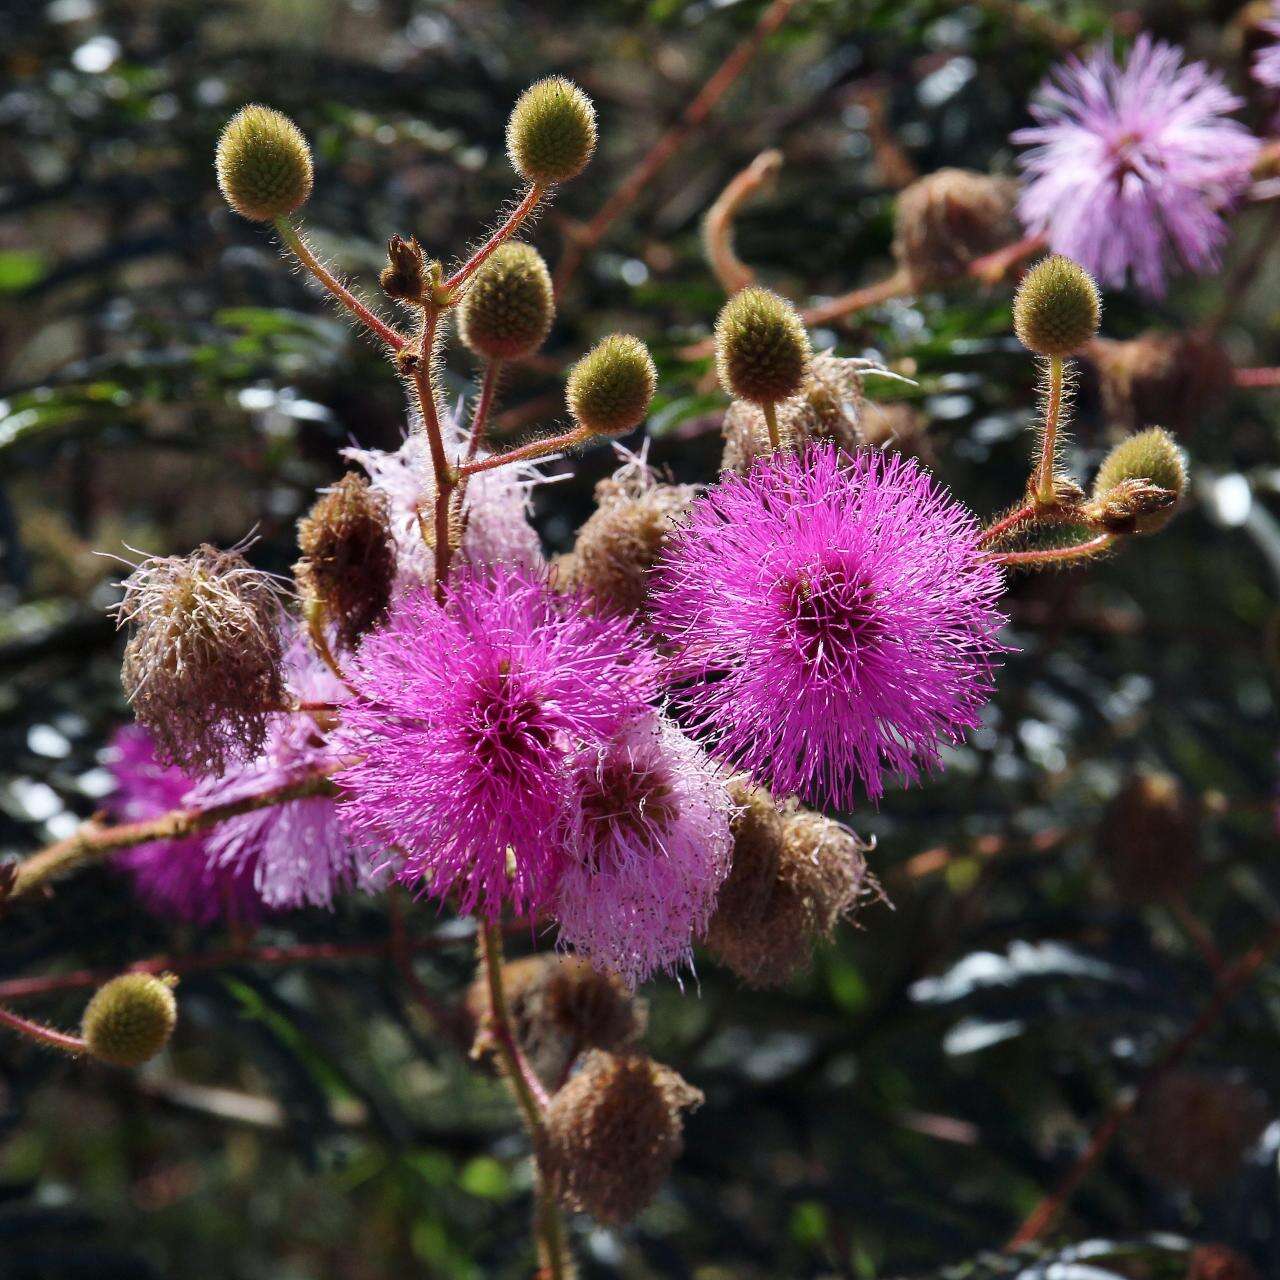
216, 105, 314, 223
1093, 426, 1187, 533
506, 76, 597, 186
1013, 254, 1102, 357
566, 334, 657, 438
714, 287, 811, 406
458, 242, 555, 360
81, 973, 177, 1067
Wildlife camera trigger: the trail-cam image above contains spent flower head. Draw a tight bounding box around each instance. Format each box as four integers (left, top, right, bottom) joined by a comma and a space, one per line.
1013, 35, 1259, 296
651, 445, 1008, 806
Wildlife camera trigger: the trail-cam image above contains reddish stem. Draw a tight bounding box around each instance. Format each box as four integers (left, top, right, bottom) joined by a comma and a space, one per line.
444, 186, 545, 292
409, 308, 456, 601
1234, 366, 1280, 387
457, 426, 587, 479
0, 1003, 86, 1054
553, 0, 801, 296
978, 503, 1038, 549
991, 533, 1114, 569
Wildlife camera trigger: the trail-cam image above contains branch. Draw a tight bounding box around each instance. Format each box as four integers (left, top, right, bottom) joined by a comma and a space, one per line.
553, 0, 801, 296
703, 149, 783, 294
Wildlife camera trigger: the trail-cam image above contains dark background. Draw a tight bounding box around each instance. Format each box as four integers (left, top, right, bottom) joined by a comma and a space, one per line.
1, 1, 1278, 1276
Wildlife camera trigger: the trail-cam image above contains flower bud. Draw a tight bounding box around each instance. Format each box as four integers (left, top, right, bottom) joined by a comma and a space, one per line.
714, 286, 811, 406
1087, 330, 1232, 433
81, 973, 177, 1067
1092, 426, 1187, 533
506, 76, 597, 186
1127, 1070, 1267, 1193
561, 456, 696, 613
116, 546, 287, 775
721, 352, 864, 473
1097, 768, 1200, 903
295, 473, 395, 650
541, 1051, 702, 1224
466, 954, 645, 1090
1013, 254, 1102, 357
379, 234, 429, 304
458, 242, 555, 361
566, 334, 657, 438
892, 168, 1021, 288
706, 781, 879, 987
215, 104, 313, 223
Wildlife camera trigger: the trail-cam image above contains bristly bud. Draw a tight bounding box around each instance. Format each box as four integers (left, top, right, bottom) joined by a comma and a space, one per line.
506, 76, 597, 185
1092, 426, 1187, 533
81, 973, 178, 1067
714, 286, 811, 407
215, 104, 313, 223
560, 456, 696, 613
1126, 1069, 1268, 1193
1087, 330, 1232, 433
1013, 254, 1102, 357
566, 334, 657, 438
721, 352, 865, 473
541, 1051, 702, 1224
458, 241, 555, 361
115, 546, 287, 775
466, 954, 645, 1090
379, 234, 428, 304
706, 780, 880, 987
295, 473, 395, 650
1097, 768, 1200, 903
892, 168, 1021, 288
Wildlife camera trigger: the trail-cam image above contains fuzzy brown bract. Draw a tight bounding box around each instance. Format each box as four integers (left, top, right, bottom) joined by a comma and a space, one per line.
540, 1050, 702, 1224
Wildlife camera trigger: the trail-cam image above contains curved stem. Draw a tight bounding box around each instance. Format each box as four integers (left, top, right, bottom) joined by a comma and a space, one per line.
978, 502, 1037, 549
703, 149, 783, 294
991, 532, 1115, 569
0, 1003, 86, 1055
408, 307, 456, 601
274, 217, 407, 351
11, 765, 341, 899
444, 186, 545, 293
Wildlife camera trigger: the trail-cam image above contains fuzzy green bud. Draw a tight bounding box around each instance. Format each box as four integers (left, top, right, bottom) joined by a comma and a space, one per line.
216, 104, 313, 223
506, 76, 597, 186
1013, 254, 1102, 357
566, 334, 657, 438
1093, 426, 1187, 533
458, 242, 555, 360
81, 973, 177, 1067
714, 286, 811, 406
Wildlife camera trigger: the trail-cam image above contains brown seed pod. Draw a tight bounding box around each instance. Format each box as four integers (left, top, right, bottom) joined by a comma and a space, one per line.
1127, 1070, 1269, 1193
560, 457, 697, 614
116, 545, 287, 775
295, 473, 395, 650
891, 168, 1021, 288
721, 352, 866, 474
540, 1050, 702, 1224
1097, 768, 1200, 903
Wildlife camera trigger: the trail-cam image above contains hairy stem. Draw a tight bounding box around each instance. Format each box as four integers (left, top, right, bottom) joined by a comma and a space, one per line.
444, 185, 545, 292
978, 502, 1038, 549
1035, 355, 1064, 505
0, 1003, 86, 1055
761, 400, 781, 452
457, 426, 587, 480
465, 360, 504, 463
991, 532, 1115, 570
274, 217, 407, 351
408, 307, 457, 601
11, 766, 341, 899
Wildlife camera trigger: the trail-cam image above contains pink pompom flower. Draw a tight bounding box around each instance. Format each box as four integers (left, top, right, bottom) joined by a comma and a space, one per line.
650, 445, 1007, 808
1013, 34, 1259, 297
336, 567, 658, 919
554, 715, 732, 988
108, 726, 264, 925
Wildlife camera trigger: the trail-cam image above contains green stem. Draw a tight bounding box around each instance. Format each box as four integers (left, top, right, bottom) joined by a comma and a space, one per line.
761, 400, 781, 452
1035, 355, 1064, 505
274, 217, 407, 350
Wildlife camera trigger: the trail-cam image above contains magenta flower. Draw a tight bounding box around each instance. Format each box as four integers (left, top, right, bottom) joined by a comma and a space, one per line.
191, 637, 382, 911
336, 567, 658, 918
1013, 35, 1259, 297
554, 715, 732, 987
650, 445, 1007, 807
108, 726, 263, 925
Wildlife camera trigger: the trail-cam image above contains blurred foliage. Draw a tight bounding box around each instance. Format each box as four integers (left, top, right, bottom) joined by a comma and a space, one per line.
1, 0, 1279, 1277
